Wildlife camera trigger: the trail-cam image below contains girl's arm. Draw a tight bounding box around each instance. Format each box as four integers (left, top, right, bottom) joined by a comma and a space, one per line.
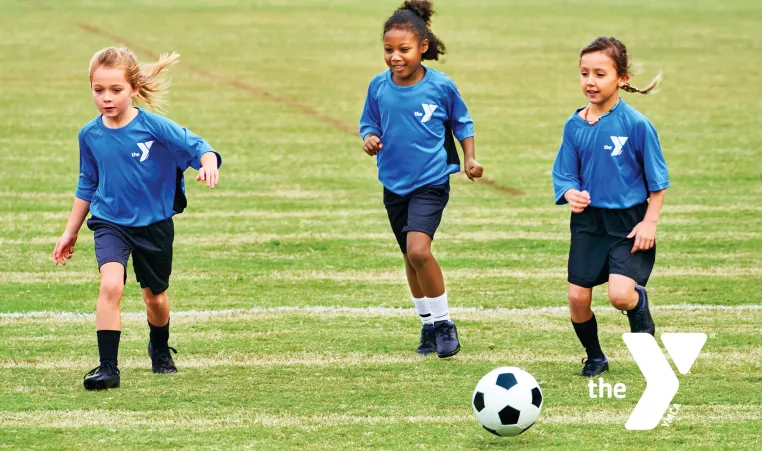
459, 137, 483, 181
53, 197, 91, 265
627, 188, 667, 253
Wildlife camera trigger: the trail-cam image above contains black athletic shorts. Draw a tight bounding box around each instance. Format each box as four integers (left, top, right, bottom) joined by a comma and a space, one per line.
383, 183, 450, 254
567, 201, 655, 288
87, 216, 174, 295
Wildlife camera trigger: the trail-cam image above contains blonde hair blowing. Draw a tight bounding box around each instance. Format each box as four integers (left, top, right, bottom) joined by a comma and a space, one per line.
88, 47, 180, 111
621, 71, 662, 95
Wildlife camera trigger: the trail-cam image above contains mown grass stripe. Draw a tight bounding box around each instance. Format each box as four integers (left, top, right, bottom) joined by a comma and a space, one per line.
1, 304, 760, 321
0, 405, 757, 429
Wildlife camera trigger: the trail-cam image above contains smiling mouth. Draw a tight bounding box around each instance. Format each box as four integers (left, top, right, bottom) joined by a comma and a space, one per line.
392, 65, 405, 71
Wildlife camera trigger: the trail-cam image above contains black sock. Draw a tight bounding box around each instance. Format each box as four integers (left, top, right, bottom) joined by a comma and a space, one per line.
148, 318, 170, 349
97, 330, 121, 366
572, 314, 604, 360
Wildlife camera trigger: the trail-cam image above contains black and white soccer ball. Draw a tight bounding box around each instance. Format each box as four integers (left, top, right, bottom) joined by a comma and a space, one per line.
472, 366, 543, 437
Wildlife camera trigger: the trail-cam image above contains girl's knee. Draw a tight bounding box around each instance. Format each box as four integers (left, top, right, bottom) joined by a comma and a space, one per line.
568, 286, 591, 307
99, 279, 124, 302
406, 245, 431, 268
608, 286, 636, 310
142, 291, 166, 309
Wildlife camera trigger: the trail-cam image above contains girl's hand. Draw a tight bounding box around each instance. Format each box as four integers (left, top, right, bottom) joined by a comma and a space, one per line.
196, 166, 219, 189
465, 158, 483, 181
363, 134, 382, 156
564, 189, 591, 214
627, 219, 657, 253
52, 232, 78, 265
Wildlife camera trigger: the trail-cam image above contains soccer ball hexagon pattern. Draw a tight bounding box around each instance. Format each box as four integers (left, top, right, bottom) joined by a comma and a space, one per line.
472, 366, 543, 437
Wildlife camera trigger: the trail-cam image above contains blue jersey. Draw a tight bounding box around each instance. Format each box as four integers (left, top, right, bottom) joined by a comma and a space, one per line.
75, 109, 221, 227
552, 99, 669, 209
359, 67, 475, 196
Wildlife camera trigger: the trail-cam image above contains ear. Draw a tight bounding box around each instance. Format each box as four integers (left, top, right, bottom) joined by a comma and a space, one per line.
618, 74, 630, 88
420, 38, 429, 55
131, 84, 140, 98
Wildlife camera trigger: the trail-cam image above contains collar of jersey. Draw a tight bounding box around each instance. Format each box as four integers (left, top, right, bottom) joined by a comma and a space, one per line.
97, 107, 143, 132
385, 66, 431, 92
576, 98, 623, 125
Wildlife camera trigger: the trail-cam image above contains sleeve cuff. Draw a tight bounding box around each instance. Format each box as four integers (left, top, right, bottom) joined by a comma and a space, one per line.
648, 181, 670, 192
75, 190, 94, 202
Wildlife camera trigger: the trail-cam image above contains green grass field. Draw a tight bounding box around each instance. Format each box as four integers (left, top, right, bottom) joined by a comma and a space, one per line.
1, 0, 761, 449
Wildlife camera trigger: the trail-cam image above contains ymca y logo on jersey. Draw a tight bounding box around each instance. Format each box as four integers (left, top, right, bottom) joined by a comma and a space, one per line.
136, 141, 153, 162
414, 104, 438, 123
608, 136, 628, 156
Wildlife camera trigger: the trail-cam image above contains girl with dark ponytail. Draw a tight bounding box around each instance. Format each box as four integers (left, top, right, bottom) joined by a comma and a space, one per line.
359, 0, 483, 359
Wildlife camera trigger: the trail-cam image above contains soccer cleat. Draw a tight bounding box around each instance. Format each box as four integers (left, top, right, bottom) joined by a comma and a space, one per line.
83, 361, 120, 390
626, 285, 655, 336
148, 341, 178, 374
417, 324, 437, 355
433, 320, 461, 359
579, 356, 609, 377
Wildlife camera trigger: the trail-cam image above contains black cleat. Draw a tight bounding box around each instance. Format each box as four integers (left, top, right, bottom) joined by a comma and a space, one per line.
626, 285, 655, 336
579, 356, 609, 377
83, 361, 120, 390
148, 341, 178, 374
433, 320, 461, 359
417, 324, 436, 355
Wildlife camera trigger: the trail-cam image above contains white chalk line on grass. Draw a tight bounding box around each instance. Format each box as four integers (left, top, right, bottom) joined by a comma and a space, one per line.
1, 304, 760, 320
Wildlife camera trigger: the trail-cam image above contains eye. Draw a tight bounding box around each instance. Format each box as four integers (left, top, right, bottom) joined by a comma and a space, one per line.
596, 73, 605, 77
94, 88, 103, 93
113, 89, 122, 93
580, 72, 588, 76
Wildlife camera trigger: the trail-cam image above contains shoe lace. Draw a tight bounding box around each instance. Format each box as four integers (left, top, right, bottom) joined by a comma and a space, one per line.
155, 346, 177, 365
580, 358, 600, 374
84, 361, 120, 378
439, 323, 456, 341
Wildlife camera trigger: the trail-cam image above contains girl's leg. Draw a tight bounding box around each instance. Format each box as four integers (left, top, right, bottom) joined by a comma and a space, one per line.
405, 255, 436, 354
96, 262, 125, 331
607, 274, 638, 311
403, 255, 426, 299
405, 232, 444, 298
609, 274, 654, 335
143, 288, 177, 373
569, 283, 607, 376
84, 262, 124, 390
143, 287, 170, 328
568, 283, 593, 323
407, 231, 459, 357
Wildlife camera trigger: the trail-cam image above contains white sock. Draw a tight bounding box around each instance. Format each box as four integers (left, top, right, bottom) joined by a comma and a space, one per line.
428, 292, 451, 323
412, 295, 434, 325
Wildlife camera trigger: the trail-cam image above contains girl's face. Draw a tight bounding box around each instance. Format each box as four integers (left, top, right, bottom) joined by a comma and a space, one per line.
91, 66, 138, 120
579, 51, 628, 106
384, 28, 428, 86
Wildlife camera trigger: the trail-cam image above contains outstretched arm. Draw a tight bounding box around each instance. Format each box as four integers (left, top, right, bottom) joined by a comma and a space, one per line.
52, 197, 90, 265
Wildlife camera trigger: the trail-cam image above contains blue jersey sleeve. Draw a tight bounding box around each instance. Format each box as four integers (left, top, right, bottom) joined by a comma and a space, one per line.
444, 81, 474, 142
639, 120, 670, 192
75, 129, 98, 202
359, 80, 382, 140
552, 121, 581, 205
152, 115, 221, 171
